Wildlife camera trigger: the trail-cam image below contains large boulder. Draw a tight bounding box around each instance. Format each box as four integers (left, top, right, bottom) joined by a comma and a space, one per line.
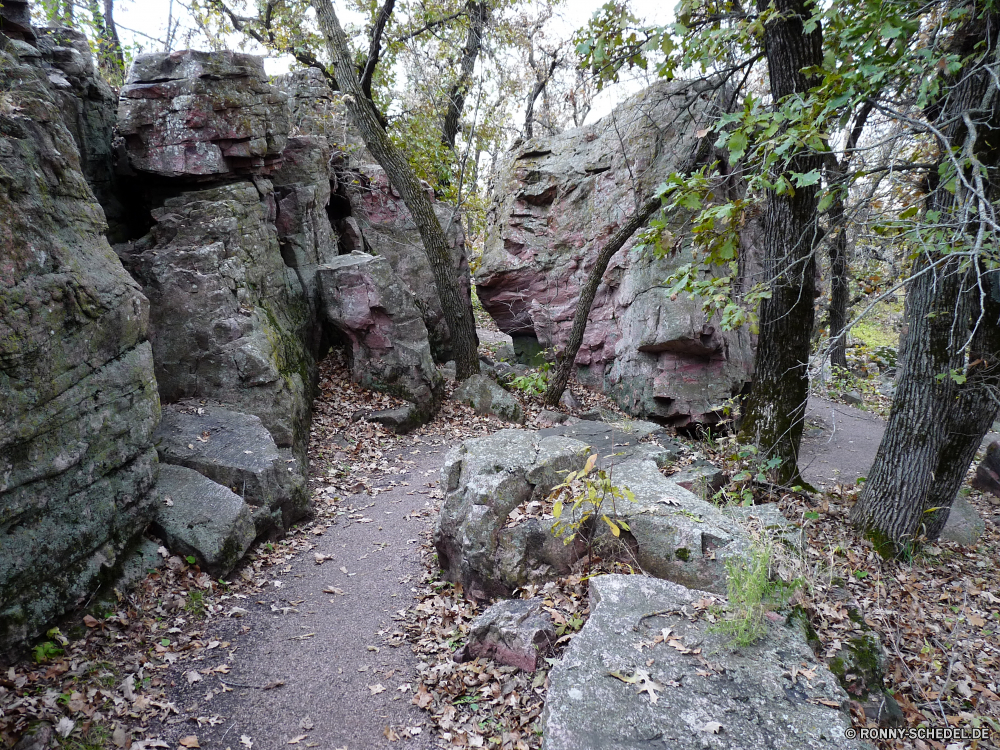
117, 180, 314, 462
0, 41, 160, 653
117, 50, 289, 179
478, 80, 757, 427
154, 405, 308, 536
347, 165, 473, 362
318, 252, 443, 414
154, 464, 256, 576
435, 430, 745, 599
452, 374, 525, 423
542, 575, 868, 750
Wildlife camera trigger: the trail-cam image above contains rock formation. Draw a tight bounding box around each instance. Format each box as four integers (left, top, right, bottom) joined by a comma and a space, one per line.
478, 80, 757, 427
0, 38, 160, 652
117, 50, 288, 179
273, 69, 473, 363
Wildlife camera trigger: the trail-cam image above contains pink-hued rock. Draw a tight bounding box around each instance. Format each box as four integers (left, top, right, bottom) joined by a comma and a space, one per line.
118, 50, 289, 178
478, 80, 758, 427
465, 598, 555, 672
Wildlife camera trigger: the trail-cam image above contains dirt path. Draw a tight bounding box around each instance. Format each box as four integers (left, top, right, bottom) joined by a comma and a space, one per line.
799, 396, 887, 489
154, 444, 451, 750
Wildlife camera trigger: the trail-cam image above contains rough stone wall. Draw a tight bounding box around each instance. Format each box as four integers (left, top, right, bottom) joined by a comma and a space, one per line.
0, 37, 160, 653
478, 80, 757, 427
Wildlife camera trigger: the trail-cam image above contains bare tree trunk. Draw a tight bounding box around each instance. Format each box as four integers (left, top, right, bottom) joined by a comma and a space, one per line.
312, 0, 481, 380
524, 55, 558, 139
542, 196, 662, 406
441, 1, 489, 149
827, 200, 850, 369
103, 0, 125, 75
851, 8, 1000, 550
737, 0, 824, 486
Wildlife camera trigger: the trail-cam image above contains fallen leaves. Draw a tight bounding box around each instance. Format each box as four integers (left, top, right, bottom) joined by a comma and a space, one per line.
178, 735, 200, 748
608, 669, 664, 704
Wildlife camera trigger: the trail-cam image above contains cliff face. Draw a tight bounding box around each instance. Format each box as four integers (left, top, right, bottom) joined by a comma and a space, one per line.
0, 37, 160, 653
478, 81, 758, 427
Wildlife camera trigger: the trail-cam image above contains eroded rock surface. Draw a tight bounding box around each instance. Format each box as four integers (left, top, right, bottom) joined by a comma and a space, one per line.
318, 253, 443, 414
543, 575, 868, 750
452, 374, 525, 424
118, 181, 314, 460
0, 40, 159, 652
479, 80, 757, 427
118, 50, 289, 178
435, 430, 745, 599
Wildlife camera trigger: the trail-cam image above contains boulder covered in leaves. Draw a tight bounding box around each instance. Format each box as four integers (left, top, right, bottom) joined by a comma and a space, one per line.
543, 575, 869, 750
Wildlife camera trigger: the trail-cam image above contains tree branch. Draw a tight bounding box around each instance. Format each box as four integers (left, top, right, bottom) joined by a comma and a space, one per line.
360, 0, 396, 101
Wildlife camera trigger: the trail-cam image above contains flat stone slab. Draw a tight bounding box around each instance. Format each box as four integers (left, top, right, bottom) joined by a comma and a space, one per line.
543, 575, 869, 750
154, 464, 256, 576
154, 405, 308, 535
538, 419, 682, 468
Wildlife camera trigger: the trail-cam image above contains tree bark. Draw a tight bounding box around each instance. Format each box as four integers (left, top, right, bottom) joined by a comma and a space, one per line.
102, 0, 125, 75
542, 195, 663, 406
441, 1, 489, 149
851, 8, 1000, 549
312, 0, 481, 379
737, 0, 824, 485
524, 55, 558, 139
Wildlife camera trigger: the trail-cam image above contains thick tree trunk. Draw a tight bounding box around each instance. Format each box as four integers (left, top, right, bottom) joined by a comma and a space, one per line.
441, 1, 489, 149
542, 195, 662, 406
312, 0, 481, 379
737, 0, 823, 485
851, 7, 1000, 550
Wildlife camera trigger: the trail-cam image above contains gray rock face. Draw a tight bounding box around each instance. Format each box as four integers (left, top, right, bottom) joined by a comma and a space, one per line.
34, 27, 127, 240
271, 134, 339, 356
542, 575, 868, 750
348, 166, 473, 362
478, 80, 757, 427
465, 598, 555, 672
435, 430, 744, 599
154, 464, 255, 576
154, 405, 308, 536
118, 180, 314, 461
452, 374, 525, 424
0, 42, 160, 653
118, 50, 289, 178
318, 253, 443, 413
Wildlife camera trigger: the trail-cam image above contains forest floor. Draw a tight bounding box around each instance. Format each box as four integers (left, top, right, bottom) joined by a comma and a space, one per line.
3, 342, 1000, 750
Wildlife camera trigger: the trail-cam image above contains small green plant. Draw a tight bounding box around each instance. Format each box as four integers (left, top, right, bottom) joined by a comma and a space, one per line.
714, 444, 783, 506
555, 614, 585, 637
549, 453, 635, 552
185, 555, 197, 565
33, 640, 63, 663
510, 362, 552, 395
711, 537, 775, 647
185, 590, 206, 617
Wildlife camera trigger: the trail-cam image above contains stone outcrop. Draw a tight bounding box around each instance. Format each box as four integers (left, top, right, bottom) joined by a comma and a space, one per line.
478, 80, 757, 427
542, 575, 868, 750
118, 181, 314, 462
347, 165, 472, 362
0, 39, 160, 652
318, 252, 443, 410
435, 430, 745, 599
452, 374, 525, 424
117, 50, 289, 179
33, 27, 127, 240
